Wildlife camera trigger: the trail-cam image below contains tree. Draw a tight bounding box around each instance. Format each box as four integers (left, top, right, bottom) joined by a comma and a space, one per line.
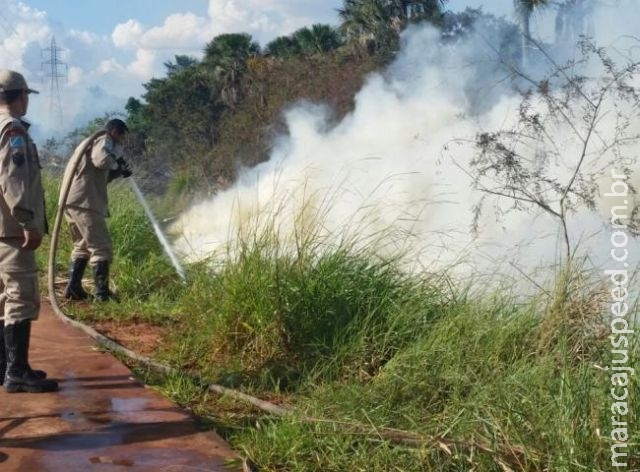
513, 0, 549, 67
338, 0, 448, 52
462, 40, 640, 260
163, 55, 199, 76
291, 24, 344, 56
138, 65, 221, 182
440, 7, 519, 50
266, 36, 301, 58
554, 0, 595, 47
338, 0, 388, 50
203, 33, 261, 107
204, 33, 260, 66
125, 97, 147, 130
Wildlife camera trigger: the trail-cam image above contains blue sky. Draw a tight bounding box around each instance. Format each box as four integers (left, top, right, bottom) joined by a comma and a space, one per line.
24, 0, 210, 35
23, 0, 512, 35
0, 0, 515, 136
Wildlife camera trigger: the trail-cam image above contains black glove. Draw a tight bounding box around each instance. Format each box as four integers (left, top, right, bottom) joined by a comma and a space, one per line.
116, 157, 133, 178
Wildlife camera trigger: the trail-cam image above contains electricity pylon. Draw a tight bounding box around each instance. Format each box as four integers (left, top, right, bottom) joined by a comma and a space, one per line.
42, 36, 67, 128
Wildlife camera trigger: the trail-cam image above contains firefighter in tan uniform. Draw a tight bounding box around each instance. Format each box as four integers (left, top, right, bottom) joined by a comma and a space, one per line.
0, 70, 58, 393
62, 118, 131, 301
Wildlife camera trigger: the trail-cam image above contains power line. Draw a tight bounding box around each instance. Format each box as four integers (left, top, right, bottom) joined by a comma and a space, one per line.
41, 36, 67, 128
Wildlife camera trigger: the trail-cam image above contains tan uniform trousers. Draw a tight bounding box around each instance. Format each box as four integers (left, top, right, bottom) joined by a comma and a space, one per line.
0, 239, 39, 326
64, 207, 113, 263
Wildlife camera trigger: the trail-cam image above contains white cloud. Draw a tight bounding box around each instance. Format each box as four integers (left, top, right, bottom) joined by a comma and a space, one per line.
97, 58, 122, 75
112, 19, 144, 49
207, 0, 342, 42
208, 0, 249, 30
68, 28, 100, 45
141, 12, 214, 50
127, 48, 157, 78
0, 0, 50, 70
67, 65, 83, 86
108, 13, 214, 86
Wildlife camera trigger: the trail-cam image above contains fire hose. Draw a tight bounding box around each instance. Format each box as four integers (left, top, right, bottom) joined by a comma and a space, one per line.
44, 137, 437, 466
46, 132, 288, 418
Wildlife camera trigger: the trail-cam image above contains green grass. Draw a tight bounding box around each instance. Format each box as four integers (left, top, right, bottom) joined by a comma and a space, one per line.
39, 170, 640, 471
234, 279, 638, 471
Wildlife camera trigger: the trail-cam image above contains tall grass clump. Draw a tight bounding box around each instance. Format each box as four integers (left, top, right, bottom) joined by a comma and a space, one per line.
168, 218, 447, 391
234, 263, 639, 471
157, 180, 449, 390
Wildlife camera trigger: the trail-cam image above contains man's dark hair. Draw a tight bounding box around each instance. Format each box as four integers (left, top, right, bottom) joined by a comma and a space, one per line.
0, 90, 23, 105
105, 118, 129, 134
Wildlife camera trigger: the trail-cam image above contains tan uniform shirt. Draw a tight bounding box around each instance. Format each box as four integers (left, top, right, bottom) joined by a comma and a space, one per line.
63, 132, 121, 217
0, 112, 46, 237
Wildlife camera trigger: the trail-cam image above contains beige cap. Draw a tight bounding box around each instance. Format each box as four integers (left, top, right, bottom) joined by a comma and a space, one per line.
0, 70, 39, 94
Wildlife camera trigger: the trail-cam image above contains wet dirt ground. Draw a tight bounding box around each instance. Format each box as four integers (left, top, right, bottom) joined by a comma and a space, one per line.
0, 303, 236, 472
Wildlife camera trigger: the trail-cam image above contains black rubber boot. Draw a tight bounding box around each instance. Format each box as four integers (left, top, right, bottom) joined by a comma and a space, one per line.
0, 320, 46, 381
4, 320, 58, 393
63, 258, 89, 300
23, 320, 47, 379
93, 260, 113, 302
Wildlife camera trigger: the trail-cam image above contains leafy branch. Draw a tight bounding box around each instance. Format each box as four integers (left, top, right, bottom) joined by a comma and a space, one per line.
463, 39, 640, 260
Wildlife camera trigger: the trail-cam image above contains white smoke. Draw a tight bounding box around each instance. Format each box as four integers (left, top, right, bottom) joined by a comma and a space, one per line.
171, 4, 640, 290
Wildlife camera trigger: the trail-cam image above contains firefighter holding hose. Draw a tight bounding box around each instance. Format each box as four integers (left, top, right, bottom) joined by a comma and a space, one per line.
61, 118, 132, 302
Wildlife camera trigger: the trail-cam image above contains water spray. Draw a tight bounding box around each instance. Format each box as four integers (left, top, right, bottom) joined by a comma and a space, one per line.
127, 177, 187, 282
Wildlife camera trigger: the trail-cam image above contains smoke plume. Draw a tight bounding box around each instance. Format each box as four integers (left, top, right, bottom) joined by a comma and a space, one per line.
171, 3, 640, 289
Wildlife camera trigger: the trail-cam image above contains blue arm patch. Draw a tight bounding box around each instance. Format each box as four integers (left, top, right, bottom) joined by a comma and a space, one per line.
8, 135, 26, 167
9, 135, 25, 148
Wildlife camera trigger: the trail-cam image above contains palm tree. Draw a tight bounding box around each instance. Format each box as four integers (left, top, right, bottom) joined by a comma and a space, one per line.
266, 36, 300, 59
513, 0, 549, 67
338, 0, 448, 52
397, 0, 449, 24
554, 0, 595, 46
292, 24, 344, 56
338, 0, 387, 46
203, 33, 260, 107
203, 33, 260, 70
163, 55, 198, 76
